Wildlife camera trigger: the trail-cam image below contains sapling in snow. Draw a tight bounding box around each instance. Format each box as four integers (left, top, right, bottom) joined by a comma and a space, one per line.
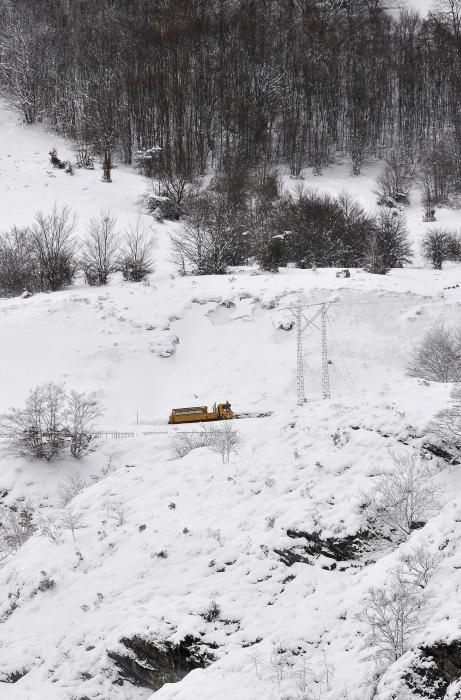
206, 422, 240, 464
364, 452, 439, 540
60, 508, 86, 544
428, 383, 461, 450
357, 570, 428, 662
81, 211, 120, 286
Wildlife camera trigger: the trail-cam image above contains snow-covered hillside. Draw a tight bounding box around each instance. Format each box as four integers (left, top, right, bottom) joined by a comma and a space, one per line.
0, 101, 461, 700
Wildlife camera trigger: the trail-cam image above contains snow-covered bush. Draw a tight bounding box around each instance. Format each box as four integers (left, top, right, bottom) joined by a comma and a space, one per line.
364, 453, 439, 539
30, 205, 77, 291
408, 322, 461, 382
173, 423, 239, 462
0, 383, 101, 460
49, 148, 66, 169
58, 474, 88, 506
201, 599, 221, 622
421, 228, 460, 269
171, 191, 245, 275
81, 211, 120, 285
34, 571, 56, 593
173, 430, 211, 458
0, 207, 78, 295
119, 214, 154, 282
103, 500, 127, 527
0, 503, 35, 554
273, 187, 375, 269
376, 150, 415, 205
0, 225, 39, 296
364, 208, 412, 274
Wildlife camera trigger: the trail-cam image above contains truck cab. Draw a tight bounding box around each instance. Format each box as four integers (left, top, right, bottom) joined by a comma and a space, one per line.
216, 402, 234, 419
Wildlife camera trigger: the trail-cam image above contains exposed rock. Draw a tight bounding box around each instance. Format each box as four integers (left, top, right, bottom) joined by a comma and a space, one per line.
1, 668, 29, 683
108, 634, 214, 690
274, 548, 313, 567
405, 642, 461, 698
335, 269, 350, 278
422, 443, 460, 466
278, 528, 372, 565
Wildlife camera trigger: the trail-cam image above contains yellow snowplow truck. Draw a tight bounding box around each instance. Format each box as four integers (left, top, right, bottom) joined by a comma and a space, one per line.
168, 402, 234, 425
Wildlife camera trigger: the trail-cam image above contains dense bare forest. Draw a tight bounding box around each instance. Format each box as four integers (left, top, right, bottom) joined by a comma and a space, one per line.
1, 0, 461, 274
0, 0, 460, 176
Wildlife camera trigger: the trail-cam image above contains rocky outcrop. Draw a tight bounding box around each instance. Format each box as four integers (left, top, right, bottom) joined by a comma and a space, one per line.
405, 642, 461, 698
108, 634, 214, 690
275, 529, 373, 568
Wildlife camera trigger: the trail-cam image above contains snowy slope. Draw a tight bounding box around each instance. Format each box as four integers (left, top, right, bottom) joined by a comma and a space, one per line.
0, 102, 461, 700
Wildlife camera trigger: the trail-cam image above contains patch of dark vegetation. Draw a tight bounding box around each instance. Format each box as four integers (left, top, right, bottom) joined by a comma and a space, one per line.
1, 668, 29, 683
108, 634, 214, 691
146, 195, 183, 221
405, 642, 461, 699
242, 637, 263, 648
421, 443, 460, 466
201, 600, 220, 622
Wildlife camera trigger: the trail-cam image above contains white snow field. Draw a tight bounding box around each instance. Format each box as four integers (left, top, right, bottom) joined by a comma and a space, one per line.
0, 101, 461, 700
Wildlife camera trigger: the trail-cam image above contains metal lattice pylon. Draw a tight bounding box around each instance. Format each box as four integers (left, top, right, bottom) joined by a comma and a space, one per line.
296, 305, 305, 406
284, 298, 338, 406
321, 304, 330, 399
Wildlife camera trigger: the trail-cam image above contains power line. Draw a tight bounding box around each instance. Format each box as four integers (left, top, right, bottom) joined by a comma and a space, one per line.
326, 313, 358, 394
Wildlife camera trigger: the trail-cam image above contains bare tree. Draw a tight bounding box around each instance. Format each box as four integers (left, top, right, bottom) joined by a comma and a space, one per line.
206, 422, 240, 464
0, 18, 46, 124
119, 214, 154, 282
171, 192, 244, 275
0, 225, 38, 296
364, 452, 439, 539
421, 228, 460, 269
156, 162, 190, 206
65, 390, 101, 458
173, 423, 240, 463
408, 322, 461, 382
396, 546, 443, 589
81, 212, 120, 285
357, 574, 427, 661
30, 205, 77, 291
38, 513, 63, 544
103, 500, 127, 527
58, 474, 88, 506
1, 383, 68, 459
60, 508, 86, 544
0, 383, 102, 460
376, 150, 415, 204
428, 383, 461, 449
